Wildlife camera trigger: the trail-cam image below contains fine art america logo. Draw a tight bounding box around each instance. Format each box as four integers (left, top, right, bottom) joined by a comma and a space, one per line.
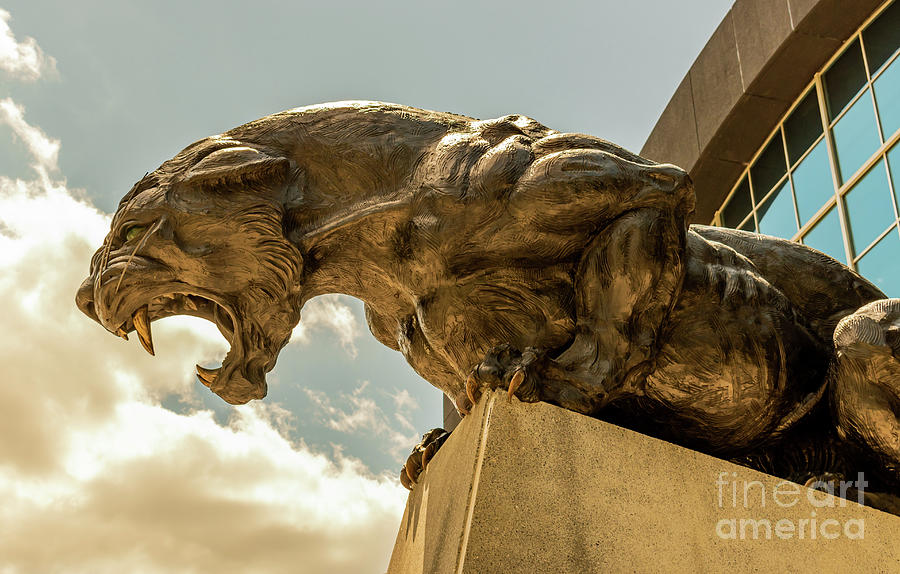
715, 471, 866, 540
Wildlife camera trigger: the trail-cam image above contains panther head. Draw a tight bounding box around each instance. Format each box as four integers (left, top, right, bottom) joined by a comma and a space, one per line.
76, 138, 305, 404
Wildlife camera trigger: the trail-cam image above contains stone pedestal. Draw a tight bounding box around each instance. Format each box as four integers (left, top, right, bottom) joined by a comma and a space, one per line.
388, 390, 900, 573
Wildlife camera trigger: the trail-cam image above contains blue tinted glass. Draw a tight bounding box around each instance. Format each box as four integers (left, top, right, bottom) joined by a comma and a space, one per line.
721, 177, 752, 228
832, 89, 881, 184
856, 228, 900, 297
844, 161, 895, 254
874, 56, 900, 140
784, 90, 823, 165
825, 40, 868, 120
750, 136, 787, 198
863, 1, 900, 74
888, 142, 900, 209
802, 206, 846, 263
792, 139, 834, 226
757, 180, 797, 238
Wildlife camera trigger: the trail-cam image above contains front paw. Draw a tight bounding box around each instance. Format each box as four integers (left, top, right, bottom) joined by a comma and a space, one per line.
466, 344, 546, 405
400, 428, 450, 490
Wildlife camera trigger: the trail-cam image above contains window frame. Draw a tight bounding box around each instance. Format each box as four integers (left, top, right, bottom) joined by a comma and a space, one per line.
712, 0, 900, 278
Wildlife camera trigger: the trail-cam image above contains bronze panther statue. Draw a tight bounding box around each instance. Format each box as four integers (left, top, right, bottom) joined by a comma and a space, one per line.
75, 102, 900, 509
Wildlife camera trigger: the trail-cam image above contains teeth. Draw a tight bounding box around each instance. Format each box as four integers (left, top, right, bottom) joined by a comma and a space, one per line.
132, 305, 154, 356
195, 365, 220, 387
115, 326, 129, 341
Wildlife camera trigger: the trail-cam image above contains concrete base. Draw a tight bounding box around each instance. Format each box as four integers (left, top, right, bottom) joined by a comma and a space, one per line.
388, 390, 900, 573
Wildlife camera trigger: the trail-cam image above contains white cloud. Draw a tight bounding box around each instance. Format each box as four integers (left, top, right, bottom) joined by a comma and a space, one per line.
392, 388, 418, 413
306, 383, 421, 463
307, 381, 381, 433
291, 294, 361, 357
0, 101, 407, 573
0, 9, 56, 81
0, 403, 405, 574
0, 97, 60, 175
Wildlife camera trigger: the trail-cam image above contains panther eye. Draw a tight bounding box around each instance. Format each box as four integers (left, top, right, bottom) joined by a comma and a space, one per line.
124, 225, 147, 242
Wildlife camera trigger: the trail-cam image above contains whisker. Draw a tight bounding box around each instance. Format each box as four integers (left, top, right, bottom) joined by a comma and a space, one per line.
114, 221, 159, 294
101, 237, 111, 271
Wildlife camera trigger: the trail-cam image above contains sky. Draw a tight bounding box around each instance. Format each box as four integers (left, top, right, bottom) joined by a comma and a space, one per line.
0, 2, 732, 572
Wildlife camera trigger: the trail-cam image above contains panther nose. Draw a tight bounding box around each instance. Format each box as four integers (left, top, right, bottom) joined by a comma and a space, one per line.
76, 276, 98, 322
646, 164, 691, 193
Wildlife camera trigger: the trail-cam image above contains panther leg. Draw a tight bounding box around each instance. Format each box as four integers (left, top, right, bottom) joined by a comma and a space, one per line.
400, 428, 450, 490
830, 298, 900, 484
551, 206, 688, 405
465, 207, 688, 414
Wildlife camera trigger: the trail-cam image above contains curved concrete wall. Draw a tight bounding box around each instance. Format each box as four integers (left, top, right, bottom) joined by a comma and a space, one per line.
640, 0, 885, 223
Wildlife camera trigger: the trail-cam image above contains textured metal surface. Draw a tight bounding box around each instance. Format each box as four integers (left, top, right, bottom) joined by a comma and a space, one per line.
75, 102, 900, 506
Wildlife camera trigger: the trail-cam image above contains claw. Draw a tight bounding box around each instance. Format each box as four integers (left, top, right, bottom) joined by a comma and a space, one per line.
466, 373, 479, 405
406, 454, 422, 483
399, 465, 414, 490
508, 369, 525, 401
421, 441, 437, 470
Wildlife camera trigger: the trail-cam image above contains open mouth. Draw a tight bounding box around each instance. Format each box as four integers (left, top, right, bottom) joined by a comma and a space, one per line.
114, 291, 239, 387
107, 291, 274, 404
115, 293, 232, 352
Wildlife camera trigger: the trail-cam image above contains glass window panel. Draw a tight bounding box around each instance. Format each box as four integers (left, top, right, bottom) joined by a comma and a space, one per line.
856, 228, 900, 297
792, 139, 834, 226
784, 89, 823, 165
824, 40, 868, 120
721, 177, 752, 228
801, 206, 846, 264
844, 161, 895, 254
874, 55, 900, 139
888, 142, 900, 209
750, 135, 787, 199
757, 180, 797, 238
831, 89, 881, 184
863, 0, 900, 74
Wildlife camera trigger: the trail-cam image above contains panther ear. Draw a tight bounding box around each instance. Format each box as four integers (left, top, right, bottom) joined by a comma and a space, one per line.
183, 147, 291, 188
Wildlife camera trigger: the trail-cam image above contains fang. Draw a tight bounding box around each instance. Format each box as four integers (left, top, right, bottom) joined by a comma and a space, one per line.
132, 305, 154, 356
196, 364, 220, 387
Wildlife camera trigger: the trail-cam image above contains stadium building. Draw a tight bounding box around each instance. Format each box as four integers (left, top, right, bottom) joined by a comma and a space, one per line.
642, 0, 900, 296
